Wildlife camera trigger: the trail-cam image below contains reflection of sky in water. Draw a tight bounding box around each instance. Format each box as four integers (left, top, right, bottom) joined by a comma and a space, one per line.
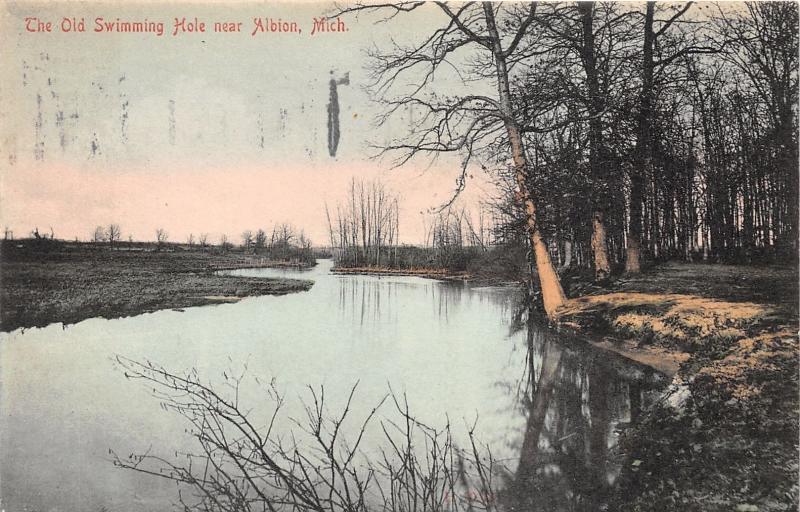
0, 260, 666, 512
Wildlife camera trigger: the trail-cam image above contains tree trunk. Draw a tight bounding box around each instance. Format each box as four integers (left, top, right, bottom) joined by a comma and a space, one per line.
592, 211, 611, 279
625, 237, 641, 273
560, 238, 574, 272
579, 1, 612, 281
484, 3, 567, 319
627, 2, 657, 273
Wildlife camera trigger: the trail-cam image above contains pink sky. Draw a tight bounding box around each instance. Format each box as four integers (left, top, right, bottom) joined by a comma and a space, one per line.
2, 160, 492, 245
0, 2, 495, 245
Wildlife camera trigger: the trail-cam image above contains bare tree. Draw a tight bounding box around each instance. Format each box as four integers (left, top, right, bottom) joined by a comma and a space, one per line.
107, 224, 122, 245
271, 223, 295, 248
156, 228, 168, 250
241, 230, 254, 250
527, 2, 640, 281
187, 233, 195, 246
713, 2, 799, 257
219, 233, 230, 252
624, 2, 719, 273
337, 2, 567, 318
113, 357, 500, 512
297, 230, 312, 251
428, 207, 490, 271
199, 233, 209, 251
254, 229, 268, 251
325, 178, 400, 268
269, 223, 297, 260
93, 225, 107, 243
576, 1, 614, 281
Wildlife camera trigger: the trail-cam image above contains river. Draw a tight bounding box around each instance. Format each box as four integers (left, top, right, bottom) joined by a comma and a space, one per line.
0, 259, 666, 511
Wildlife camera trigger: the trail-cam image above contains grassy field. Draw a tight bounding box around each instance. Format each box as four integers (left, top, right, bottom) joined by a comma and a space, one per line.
1, 240, 314, 332
555, 262, 798, 511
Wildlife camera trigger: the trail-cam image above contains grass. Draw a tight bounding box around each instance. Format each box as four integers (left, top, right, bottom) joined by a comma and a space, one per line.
558, 292, 771, 353
1, 240, 314, 332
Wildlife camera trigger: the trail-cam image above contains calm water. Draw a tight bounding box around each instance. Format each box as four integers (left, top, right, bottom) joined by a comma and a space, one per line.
0, 259, 666, 511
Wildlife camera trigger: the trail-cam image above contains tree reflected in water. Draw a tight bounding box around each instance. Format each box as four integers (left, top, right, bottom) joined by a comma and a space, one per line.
499, 304, 667, 512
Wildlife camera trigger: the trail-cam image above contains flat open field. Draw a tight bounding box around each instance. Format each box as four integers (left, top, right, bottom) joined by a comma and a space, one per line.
0, 241, 313, 332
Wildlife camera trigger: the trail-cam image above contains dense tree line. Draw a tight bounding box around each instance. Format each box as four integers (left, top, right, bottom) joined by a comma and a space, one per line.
341, 1, 797, 318
514, 2, 798, 273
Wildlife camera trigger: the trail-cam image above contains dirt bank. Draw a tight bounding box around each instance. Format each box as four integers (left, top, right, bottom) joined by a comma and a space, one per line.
1, 242, 313, 332
555, 262, 798, 511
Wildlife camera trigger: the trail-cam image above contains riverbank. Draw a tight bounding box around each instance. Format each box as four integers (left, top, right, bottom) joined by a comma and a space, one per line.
330, 265, 525, 287
554, 262, 798, 511
331, 265, 471, 281
1, 242, 314, 332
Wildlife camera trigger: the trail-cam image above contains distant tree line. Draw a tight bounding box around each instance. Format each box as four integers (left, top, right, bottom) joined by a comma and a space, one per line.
238, 223, 314, 264
83, 222, 312, 264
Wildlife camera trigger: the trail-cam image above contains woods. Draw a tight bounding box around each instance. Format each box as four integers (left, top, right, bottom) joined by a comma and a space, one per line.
340, 1, 797, 318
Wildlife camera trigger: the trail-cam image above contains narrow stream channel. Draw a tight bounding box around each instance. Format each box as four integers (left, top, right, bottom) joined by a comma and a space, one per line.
0, 259, 667, 511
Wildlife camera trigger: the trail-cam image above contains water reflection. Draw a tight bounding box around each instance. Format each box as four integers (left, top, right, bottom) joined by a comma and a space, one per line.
1, 260, 666, 512
500, 309, 667, 512
225, 265, 668, 510
333, 273, 513, 328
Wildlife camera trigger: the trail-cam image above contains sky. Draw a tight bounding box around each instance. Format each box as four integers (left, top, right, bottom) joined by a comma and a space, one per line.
0, 1, 494, 245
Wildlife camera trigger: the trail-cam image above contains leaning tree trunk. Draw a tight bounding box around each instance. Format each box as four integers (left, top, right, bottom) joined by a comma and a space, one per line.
484, 3, 567, 319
